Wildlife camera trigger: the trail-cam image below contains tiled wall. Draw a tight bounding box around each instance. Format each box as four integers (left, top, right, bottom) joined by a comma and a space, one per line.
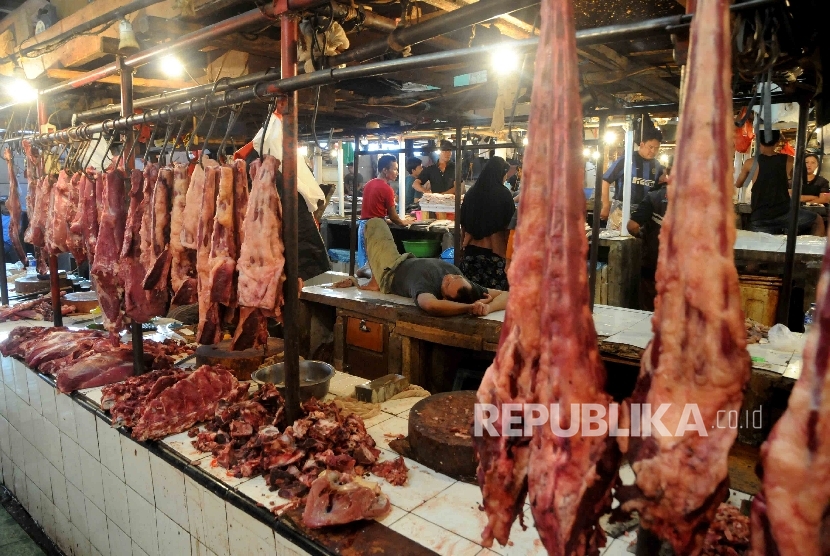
0, 353, 312, 556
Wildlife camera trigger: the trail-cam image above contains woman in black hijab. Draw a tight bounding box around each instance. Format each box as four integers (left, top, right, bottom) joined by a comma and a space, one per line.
458, 156, 515, 290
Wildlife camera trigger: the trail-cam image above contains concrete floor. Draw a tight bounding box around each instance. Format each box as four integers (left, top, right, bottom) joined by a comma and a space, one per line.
1, 493, 47, 556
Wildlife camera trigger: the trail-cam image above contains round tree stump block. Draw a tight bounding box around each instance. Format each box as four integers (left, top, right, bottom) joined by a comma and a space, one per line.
405, 391, 477, 481
64, 291, 99, 314
14, 275, 72, 294
195, 338, 285, 381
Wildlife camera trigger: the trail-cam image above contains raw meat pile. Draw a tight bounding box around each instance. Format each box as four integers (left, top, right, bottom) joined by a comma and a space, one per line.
750, 233, 830, 552
2, 148, 28, 264
190, 392, 402, 525
0, 325, 190, 392
702, 504, 750, 556
17, 146, 286, 348
100, 364, 247, 441
0, 294, 75, 322
474, 0, 619, 553
617, 1, 750, 554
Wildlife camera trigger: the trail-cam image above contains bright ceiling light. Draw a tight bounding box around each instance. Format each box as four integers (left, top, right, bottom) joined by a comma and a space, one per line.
582, 147, 591, 158
522, 136, 528, 146
603, 130, 618, 145
491, 46, 520, 76
591, 151, 600, 160
298, 145, 308, 157
160, 55, 184, 77
3, 79, 38, 103
659, 154, 669, 165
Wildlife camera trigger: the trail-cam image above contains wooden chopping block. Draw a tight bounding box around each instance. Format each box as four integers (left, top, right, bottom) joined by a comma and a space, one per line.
64, 291, 99, 313
402, 391, 477, 481
195, 338, 285, 380
14, 275, 72, 294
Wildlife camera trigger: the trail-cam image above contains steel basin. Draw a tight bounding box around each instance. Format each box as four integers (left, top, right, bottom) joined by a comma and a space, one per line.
251, 360, 334, 402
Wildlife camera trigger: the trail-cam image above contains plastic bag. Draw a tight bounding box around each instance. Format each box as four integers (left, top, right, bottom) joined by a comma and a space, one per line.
734, 107, 754, 153
606, 200, 623, 231
767, 323, 805, 352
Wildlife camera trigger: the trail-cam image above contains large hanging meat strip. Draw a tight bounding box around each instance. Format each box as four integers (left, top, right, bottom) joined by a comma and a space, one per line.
45, 169, 71, 255
170, 163, 197, 304
618, 0, 750, 553
2, 148, 28, 264
90, 169, 127, 341
750, 249, 830, 553
475, 0, 618, 552
67, 171, 87, 264
196, 166, 221, 345
208, 165, 237, 305
122, 166, 156, 322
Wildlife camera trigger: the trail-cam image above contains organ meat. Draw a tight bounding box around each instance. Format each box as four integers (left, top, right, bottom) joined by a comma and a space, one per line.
131, 365, 247, 441
618, 1, 750, 554
91, 169, 128, 340
208, 165, 237, 305
475, 0, 618, 553
46, 170, 72, 255
142, 167, 172, 292
2, 148, 28, 263
750, 241, 830, 554
196, 166, 221, 344
302, 471, 390, 528
232, 156, 285, 350
170, 163, 198, 304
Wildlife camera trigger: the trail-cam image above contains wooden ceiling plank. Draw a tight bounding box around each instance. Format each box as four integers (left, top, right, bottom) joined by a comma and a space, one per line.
45, 68, 194, 91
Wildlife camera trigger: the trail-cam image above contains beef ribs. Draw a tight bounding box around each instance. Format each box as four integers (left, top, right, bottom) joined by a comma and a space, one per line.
131, 365, 247, 441
91, 169, 128, 340
618, 1, 750, 554
170, 163, 198, 304
750, 244, 830, 554
475, 0, 619, 553
2, 148, 28, 264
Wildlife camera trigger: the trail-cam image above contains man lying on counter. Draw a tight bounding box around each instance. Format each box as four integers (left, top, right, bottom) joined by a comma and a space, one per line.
333, 218, 509, 317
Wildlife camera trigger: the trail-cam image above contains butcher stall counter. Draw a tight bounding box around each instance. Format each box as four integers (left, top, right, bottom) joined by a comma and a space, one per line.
300, 279, 798, 446
0, 320, 759, 556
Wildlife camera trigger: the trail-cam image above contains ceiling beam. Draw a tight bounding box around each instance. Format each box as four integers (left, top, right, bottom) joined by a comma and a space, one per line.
416, 0, 536, 40
45, 68, 194, 91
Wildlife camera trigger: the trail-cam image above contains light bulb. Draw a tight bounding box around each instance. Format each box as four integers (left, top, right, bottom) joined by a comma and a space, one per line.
161, 55, 184, 77
522, 136, 528, 146
491, 45, 520, 76
659, 154, 669, 165
583, 147, 591, 158
591, 151, 600, 160
298, 145, 308, 157
603, 131, 618, 145
4, 79, 38, 103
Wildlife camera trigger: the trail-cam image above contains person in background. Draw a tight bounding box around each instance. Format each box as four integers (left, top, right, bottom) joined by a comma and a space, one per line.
794, 153, 830, 203
344, 161, 364, 196
627, 159, 672, 311
1, 202, 20, 264
413, 140, 456, 194
404, 157, 424, 209
459, 156, 515, 290
334, 218, 508, 317
734, 130, 825, 236
600, 127, 665, 221
360, 154, 412, 227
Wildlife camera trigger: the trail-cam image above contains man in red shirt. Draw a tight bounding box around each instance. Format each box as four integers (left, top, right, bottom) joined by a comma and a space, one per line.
360, 154, 411, 226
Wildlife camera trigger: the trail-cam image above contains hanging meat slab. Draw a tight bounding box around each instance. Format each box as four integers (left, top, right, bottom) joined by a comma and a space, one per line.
196, 166, 221, 345
91, 169, 128, 341
617, 1, 750, 554
66, 171, 86, 264
208, 165, 237, 305
232, 156, 285, 350
21, 140, 41, 247
80, 171, 100, 267
475, 0, 619, 552
122, 166, 154, 322
46, 169, 72, 255
142, 167, 173, 292
181, 159, 218, 250
750, 249, 830, 553
170, 162, 198, 304
2, 148, 29, 264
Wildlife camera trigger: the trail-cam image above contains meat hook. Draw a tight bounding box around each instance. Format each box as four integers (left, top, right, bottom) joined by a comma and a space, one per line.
217, 103, 245, 163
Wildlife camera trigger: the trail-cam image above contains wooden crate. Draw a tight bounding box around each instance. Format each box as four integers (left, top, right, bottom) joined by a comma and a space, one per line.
739, 275, 782, 327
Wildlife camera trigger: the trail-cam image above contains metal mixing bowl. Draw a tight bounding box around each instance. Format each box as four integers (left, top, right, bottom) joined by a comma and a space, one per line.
251, 360, 334, 401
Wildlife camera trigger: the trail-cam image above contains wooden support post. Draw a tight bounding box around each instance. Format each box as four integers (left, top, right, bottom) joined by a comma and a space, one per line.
454, 123, 462, 266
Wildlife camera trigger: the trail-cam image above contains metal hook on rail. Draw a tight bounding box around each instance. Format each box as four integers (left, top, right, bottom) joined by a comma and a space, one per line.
83, 130, 104, 176
198, 105, 223, 170
169, 115, 189, 159
259, 98, 276, 161
158, 107, 177, 166
141, 111, 163, 167
217, 103, 245, 163
99, 121, 119, 172
1, 110, 15, 151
